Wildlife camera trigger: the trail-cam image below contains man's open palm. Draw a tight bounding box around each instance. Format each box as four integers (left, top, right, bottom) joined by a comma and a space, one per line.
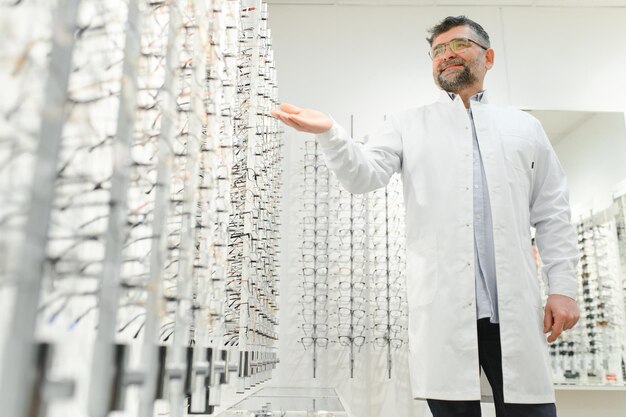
271, 103, 333, 134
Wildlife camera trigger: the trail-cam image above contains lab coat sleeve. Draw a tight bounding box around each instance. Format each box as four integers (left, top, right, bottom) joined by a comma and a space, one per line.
314, 115, 403, 194
529, 119, 579, 300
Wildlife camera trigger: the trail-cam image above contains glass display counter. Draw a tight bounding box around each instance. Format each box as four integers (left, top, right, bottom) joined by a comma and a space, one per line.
217, 387, 348, 417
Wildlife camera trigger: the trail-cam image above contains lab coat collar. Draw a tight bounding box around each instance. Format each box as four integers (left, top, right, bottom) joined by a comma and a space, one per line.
437, 90, 489, 105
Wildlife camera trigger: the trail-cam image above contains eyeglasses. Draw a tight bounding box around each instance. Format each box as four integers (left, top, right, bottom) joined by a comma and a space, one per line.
301, 308, 329, 321
373, 323, 404, 334
301, 323, 329, 335
301, 294, 328, 304
337, 295, 366, 305
302, 267, 328, 277
373, 336, 404, 349
372, 308, 404, 319
338, 281, 366, 292
301, 282, 329, 292
336, 323, 366, 335
300, 336, 329, 349
337, 307, 366, 319
429, 37, 488, 60
338, 335, 366, 347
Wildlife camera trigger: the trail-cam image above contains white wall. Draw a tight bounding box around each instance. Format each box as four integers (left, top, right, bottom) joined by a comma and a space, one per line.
269, 5, 626, 135
268, 4, 626, 417
554, 112, 626, 218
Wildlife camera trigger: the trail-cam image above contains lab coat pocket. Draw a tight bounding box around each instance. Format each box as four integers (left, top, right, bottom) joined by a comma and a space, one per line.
501, 134, 534, 175
406, 238, 438, 307
501, 134, 534, 198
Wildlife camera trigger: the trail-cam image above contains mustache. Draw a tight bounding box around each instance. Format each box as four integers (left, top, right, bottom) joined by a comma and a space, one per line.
438, 59, 467, 73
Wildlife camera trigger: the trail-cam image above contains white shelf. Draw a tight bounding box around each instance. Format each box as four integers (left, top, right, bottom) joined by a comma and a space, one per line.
554, 384, 626, 391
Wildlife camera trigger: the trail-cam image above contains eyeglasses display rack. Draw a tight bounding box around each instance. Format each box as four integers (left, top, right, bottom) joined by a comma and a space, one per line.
368, 174, 408, 379
533, 194, 626, 387
297, 115, 408, 380
0, 1, 283, 416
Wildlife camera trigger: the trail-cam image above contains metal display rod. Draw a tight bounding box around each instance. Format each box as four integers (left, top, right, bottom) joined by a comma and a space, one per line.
0, 1, 82, 416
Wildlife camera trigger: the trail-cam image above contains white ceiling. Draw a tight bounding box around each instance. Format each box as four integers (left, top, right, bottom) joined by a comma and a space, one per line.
525, 110, 598, 145
267, 0, 626, 6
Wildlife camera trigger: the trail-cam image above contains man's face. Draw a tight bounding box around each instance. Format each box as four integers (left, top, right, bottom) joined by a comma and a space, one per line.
430, 25, 494, 94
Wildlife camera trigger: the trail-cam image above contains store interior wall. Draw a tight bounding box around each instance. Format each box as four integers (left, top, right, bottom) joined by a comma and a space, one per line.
267, 3, 626, 417
554, 112, 626, 217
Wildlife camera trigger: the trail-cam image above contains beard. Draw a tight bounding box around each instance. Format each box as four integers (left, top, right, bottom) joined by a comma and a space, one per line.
436, 60, 478, 93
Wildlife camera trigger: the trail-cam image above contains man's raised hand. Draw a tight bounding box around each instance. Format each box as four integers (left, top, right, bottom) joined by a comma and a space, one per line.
270, 103, 333, 134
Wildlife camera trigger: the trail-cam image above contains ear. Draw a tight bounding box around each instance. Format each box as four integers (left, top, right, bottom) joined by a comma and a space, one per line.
485, 48, 495, 70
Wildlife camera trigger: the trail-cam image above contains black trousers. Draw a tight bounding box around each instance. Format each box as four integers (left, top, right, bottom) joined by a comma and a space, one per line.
427, 319, 557, 417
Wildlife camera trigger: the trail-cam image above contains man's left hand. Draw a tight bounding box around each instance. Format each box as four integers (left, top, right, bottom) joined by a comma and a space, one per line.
543, 294, 580, 343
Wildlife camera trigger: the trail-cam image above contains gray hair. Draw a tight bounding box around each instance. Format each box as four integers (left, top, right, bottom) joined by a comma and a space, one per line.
426, 16, 491, 48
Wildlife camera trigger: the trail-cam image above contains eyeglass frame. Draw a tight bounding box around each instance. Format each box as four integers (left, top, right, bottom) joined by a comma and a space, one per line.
429, 37, 488, 60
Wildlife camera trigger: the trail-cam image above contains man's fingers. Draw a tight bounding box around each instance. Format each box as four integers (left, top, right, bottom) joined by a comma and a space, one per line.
544, 295, 580, 343
286, 114, 309, 131
565, 316, 579, 330
543, 305, 552, 334
289, 114, 312, 128
279, 103, 302, 115
290, 114, 332, 134
275, 114, 301, 130
272, 111, 311, 130
547, 316, 565, 343
275, 113, 314, 133
273, 105, 330, 134
563, 313, 579, 331
271, 110, 290, 119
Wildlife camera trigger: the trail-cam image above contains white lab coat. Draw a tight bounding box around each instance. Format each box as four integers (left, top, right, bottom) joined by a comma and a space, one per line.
316, 91, 579, 403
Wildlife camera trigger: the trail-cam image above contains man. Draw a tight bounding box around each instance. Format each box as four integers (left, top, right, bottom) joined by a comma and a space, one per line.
272, 16, 580, 417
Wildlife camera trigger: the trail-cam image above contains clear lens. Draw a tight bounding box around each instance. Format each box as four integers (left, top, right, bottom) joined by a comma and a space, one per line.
450, 38, 472, 52
431, 44, 445, 59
